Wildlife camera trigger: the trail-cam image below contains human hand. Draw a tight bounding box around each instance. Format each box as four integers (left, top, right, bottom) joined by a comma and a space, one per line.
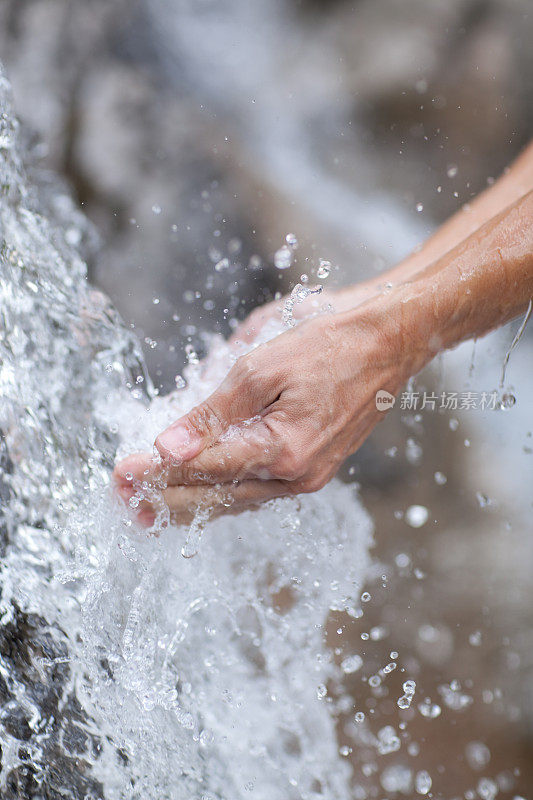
230, 281, 380, 346
114, 291, 425, 526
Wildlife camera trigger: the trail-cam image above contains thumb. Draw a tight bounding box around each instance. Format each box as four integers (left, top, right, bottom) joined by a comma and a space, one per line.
155, 362, 263, 464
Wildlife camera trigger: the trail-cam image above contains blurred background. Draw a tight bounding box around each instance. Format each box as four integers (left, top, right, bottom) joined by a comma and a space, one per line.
1, 0, 532, 796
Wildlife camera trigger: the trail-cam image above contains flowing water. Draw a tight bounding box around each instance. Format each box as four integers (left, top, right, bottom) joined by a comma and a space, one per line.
0, 69, 374, 799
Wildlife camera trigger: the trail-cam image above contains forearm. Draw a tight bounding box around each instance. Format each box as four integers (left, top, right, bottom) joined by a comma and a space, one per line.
409, 190, 533, 355
336, 141, 533, 313
341, 190, 533, 376
387, 140, 533, 286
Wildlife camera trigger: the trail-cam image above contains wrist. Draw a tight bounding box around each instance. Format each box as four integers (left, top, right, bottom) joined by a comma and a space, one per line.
337, 287, 434, 383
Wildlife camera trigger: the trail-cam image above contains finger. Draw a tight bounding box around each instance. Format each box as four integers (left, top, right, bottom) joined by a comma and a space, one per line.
113, 452, 155, 486
116, 484, 159, 513
155, 352, 279, 465
162, 418, 279, 486
113, 428, 274, 492
113, 427, 280, 499
163, 479, 290, 525
114, 458, 169, 523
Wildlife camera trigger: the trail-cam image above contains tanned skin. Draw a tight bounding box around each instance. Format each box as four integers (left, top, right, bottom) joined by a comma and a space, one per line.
115, 143, 533, 526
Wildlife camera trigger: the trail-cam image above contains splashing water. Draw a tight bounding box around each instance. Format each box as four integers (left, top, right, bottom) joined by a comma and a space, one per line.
0, 70, 373, 799
497, 298, 532, 409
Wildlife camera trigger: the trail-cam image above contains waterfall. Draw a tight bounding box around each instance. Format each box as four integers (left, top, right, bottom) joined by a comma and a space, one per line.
0, 67, 372, 800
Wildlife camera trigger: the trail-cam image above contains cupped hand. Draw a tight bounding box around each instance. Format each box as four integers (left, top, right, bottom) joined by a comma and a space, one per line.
114, 291, 422, 526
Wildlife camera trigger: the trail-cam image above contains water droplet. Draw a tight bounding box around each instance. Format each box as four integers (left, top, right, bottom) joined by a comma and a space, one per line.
416, 203, 424, 213
500, 392, 516, 409
151, 204, 162, 215
434, 471, 447, 485
317, 259, 332, 279
341, 654, 363, 674
477, 777, 498, 800
361, 591, 371, 603
405, 505, 429, 528
466, 741, 491, 770
354, 711, 365, 723
469, 630, 482, 646
447, 164, 458, 178
405, 438, 423, 465
215, 258, 230, 272
185, 344, 199, 365
285, 232, 298, 249
476, 492, 491, 508
377, 725, 401, 754
274, 245, 293, 270
381, 764, 413, 793
199, 729, 214, 747
65, 227, 81, 246
418, 698, 441, 718
438, 680, 473, 710
395, 553, 410, 569
415, 770, 432, 794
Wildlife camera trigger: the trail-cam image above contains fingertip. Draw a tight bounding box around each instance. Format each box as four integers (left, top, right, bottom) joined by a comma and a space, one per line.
155, 422, 204, 463
137, 510, 156, 528
113, 452, 153, 484
113, 460, 133, 486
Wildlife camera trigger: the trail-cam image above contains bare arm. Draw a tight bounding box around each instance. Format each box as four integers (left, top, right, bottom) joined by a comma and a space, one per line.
335, 140, 533, 309
115, 147, 533, 525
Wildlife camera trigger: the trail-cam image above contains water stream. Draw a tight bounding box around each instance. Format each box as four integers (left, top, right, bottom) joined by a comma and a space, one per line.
0, 68, 374, 800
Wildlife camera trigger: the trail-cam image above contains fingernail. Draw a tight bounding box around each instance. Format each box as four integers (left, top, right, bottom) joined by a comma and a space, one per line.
156, 423, 203, 461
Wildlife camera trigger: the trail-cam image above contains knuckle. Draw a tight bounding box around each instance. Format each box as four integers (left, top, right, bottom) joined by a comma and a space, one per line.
230, 352, 273, 403
272, 443, 306, 482
300, 472, 328, 494
187, 400, 224, 437
286, 468, 329, 495
176, 460, 212, 485
228, 354, 254, 390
